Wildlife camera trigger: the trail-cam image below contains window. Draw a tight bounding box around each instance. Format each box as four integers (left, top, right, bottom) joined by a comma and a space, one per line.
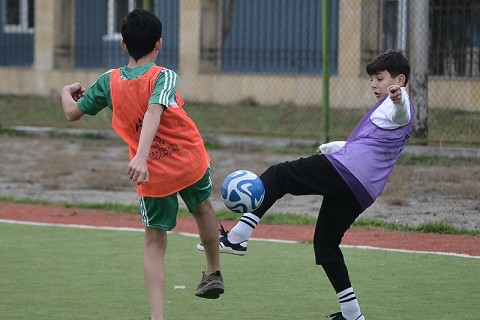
429, 0, 480, 77
3, 0, 35, 33
200, 0, 339, 74
360, 0, 408, 69
74, 0, 178, 70
381, 0, 408, 51
104, 0, 153, 40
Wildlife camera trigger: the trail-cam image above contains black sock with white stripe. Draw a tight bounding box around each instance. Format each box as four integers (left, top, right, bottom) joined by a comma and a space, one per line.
227, 213, 260, 243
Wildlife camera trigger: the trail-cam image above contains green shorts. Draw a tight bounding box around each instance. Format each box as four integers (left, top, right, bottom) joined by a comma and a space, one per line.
138, 167, 212, 231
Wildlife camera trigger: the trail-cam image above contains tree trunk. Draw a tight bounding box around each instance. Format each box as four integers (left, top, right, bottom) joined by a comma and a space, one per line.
409, 1, 429, 139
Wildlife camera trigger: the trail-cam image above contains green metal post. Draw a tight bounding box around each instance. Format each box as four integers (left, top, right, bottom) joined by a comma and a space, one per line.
143, 0, 152, 11
322, 0, 331, 142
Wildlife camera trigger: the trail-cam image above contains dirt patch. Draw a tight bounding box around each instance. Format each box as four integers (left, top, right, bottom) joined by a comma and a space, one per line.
0, 134, 479, 231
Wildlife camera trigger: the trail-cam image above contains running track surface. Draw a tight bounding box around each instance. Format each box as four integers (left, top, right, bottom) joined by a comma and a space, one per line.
1, 201, 478, 258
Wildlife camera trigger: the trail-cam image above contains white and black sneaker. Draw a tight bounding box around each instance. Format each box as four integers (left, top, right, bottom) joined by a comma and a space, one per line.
196, 223, 247, 256
329, 312, 365, 320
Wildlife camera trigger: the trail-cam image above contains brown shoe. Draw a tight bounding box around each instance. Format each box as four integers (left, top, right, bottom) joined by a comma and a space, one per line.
195, 270, 224, 299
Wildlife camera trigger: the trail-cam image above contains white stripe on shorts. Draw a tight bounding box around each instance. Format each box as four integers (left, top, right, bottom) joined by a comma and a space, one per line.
138, 196, 149, 227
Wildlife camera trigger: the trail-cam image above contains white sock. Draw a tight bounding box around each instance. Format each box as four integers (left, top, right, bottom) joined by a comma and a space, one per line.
337, 288, 364, 320
227, 213, 260, 243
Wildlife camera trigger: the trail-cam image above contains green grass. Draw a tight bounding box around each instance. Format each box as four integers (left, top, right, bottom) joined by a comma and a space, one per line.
398, 154, 480, 166
1, 222, 479, 320
353, 218, 480, 236
1, 94, 480, 146
0, 95, 113, 130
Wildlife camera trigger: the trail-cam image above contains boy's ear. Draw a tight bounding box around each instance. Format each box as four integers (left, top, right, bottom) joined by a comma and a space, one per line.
155, 38, 163, 51
121, 39, 128, 52
397, 73, 406, 86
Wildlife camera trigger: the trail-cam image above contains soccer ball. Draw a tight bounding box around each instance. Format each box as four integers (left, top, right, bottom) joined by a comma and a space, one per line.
221, 170, 265, 214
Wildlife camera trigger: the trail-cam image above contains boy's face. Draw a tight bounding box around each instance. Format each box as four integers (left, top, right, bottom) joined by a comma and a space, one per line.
370, 70, 405, 101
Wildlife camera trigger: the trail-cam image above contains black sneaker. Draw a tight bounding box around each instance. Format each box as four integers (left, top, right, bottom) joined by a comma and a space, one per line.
196, 223, 247, 256
330, 312, 365, 320
195, 270, 224, 299
330, 313, 346, 320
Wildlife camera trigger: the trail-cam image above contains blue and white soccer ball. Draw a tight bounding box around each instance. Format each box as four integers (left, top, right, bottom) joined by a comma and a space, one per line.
221, 170, 265, 214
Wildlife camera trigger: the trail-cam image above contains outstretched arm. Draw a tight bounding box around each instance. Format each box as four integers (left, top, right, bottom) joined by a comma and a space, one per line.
60, 83, 86, 121
370, 85, 411, 129
127, 104, 164, 185
387, 85, 411, 126
316, 141, 346, 154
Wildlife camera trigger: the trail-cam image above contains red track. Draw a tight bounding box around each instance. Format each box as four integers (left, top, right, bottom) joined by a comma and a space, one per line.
1, 201, 478, 257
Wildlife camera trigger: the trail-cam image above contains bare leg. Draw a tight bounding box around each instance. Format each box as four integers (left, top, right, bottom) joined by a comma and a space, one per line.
192, 198, 220, 273
144, 227, 167, 320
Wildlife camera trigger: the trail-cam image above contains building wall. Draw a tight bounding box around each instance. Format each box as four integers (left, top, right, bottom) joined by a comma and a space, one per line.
0, 0, 478, 110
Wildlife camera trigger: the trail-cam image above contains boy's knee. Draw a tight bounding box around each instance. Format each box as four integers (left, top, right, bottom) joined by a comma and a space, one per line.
194, 198, 211, 210
261, 162, 285, 180
144, 227, 168, 248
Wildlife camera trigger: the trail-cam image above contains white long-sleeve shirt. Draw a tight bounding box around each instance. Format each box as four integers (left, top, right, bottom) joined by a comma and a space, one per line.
320, 87, 411, 154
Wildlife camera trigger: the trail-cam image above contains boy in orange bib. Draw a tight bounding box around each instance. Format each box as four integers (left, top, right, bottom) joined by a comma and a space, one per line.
60, 9, 223, 320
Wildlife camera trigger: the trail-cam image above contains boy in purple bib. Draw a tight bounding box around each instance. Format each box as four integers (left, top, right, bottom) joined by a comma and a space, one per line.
199, 50, 413, 320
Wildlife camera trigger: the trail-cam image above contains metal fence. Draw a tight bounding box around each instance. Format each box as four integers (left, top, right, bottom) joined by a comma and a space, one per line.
0, 0, 479, 146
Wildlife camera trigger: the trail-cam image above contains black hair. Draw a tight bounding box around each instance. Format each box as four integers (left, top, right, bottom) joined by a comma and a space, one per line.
121, 9, 162, 61
366, 49, 410, 86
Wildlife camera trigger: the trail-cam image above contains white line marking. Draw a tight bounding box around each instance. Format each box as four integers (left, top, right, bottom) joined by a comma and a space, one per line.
340, 244, 480, 259
1, 219, 478, 259
0, 219, 144, 232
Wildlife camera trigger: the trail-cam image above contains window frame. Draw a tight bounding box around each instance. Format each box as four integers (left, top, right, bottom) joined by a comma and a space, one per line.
200, 0, 338, 75
381, 0, 408, 51
429, 0, 480, 78
3, 0, 35, 34
103, 0, 153, 41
